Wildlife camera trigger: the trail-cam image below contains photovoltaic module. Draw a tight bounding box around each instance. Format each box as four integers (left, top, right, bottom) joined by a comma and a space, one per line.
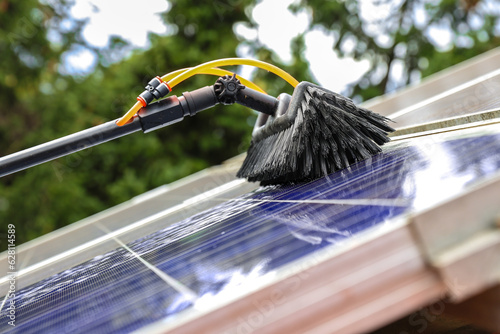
2, 127, 500, 333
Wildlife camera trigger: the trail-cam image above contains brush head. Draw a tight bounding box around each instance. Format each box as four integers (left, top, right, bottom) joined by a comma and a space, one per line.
237, 82, 395, 185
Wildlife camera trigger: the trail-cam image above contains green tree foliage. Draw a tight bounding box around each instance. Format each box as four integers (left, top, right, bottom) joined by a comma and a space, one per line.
1, 0, 500, 250
0, 0, 91, 244
0, 0, 261, 249
293, 0, 500, 99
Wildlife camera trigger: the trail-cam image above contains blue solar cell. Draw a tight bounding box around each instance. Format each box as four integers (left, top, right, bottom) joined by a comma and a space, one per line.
3, 132, 500, 333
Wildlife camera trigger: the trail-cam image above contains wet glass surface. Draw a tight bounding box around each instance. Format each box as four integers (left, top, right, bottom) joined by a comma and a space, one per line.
2, 130, 500, 333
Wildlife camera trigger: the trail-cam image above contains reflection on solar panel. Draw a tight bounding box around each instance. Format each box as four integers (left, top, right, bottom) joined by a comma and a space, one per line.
2, 125, 500, 333
366, 47, 500, 118
389, 70, 500, 128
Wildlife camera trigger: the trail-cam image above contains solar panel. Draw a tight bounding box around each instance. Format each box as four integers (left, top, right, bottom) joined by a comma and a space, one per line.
366, 47, 500, 117
389, 70, 500, 128
0, 167, 258, 292
2, 123, 500, 333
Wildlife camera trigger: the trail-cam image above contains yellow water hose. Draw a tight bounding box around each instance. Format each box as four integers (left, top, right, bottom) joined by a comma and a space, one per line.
161, 67, 266, 93
166, 58, 298, 89
116, 58, 298, 126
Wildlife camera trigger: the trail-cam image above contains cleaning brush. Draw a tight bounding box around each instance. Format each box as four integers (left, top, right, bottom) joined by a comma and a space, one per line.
236, 82, 395, 184
0, 74, 393, 184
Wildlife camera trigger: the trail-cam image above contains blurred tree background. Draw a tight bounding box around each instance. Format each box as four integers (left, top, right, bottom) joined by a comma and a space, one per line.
0, 0, 499, 250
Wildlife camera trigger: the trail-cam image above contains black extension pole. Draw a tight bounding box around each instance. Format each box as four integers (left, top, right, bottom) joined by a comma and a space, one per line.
0, 77, 283, 179
0, 85, 220, 178
0, 118, 143, 177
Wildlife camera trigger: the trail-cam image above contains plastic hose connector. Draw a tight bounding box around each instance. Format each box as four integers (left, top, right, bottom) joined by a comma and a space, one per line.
137, 76, 171, 107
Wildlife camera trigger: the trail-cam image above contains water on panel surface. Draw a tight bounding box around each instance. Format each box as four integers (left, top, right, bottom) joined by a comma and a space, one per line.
2, 128, 500, 333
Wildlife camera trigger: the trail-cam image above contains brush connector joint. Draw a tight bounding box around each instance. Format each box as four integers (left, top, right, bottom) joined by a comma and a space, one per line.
214, 74, 245, 105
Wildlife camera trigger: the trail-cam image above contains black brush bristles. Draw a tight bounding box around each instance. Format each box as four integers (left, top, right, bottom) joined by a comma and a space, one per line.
237, 82, 395, 185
